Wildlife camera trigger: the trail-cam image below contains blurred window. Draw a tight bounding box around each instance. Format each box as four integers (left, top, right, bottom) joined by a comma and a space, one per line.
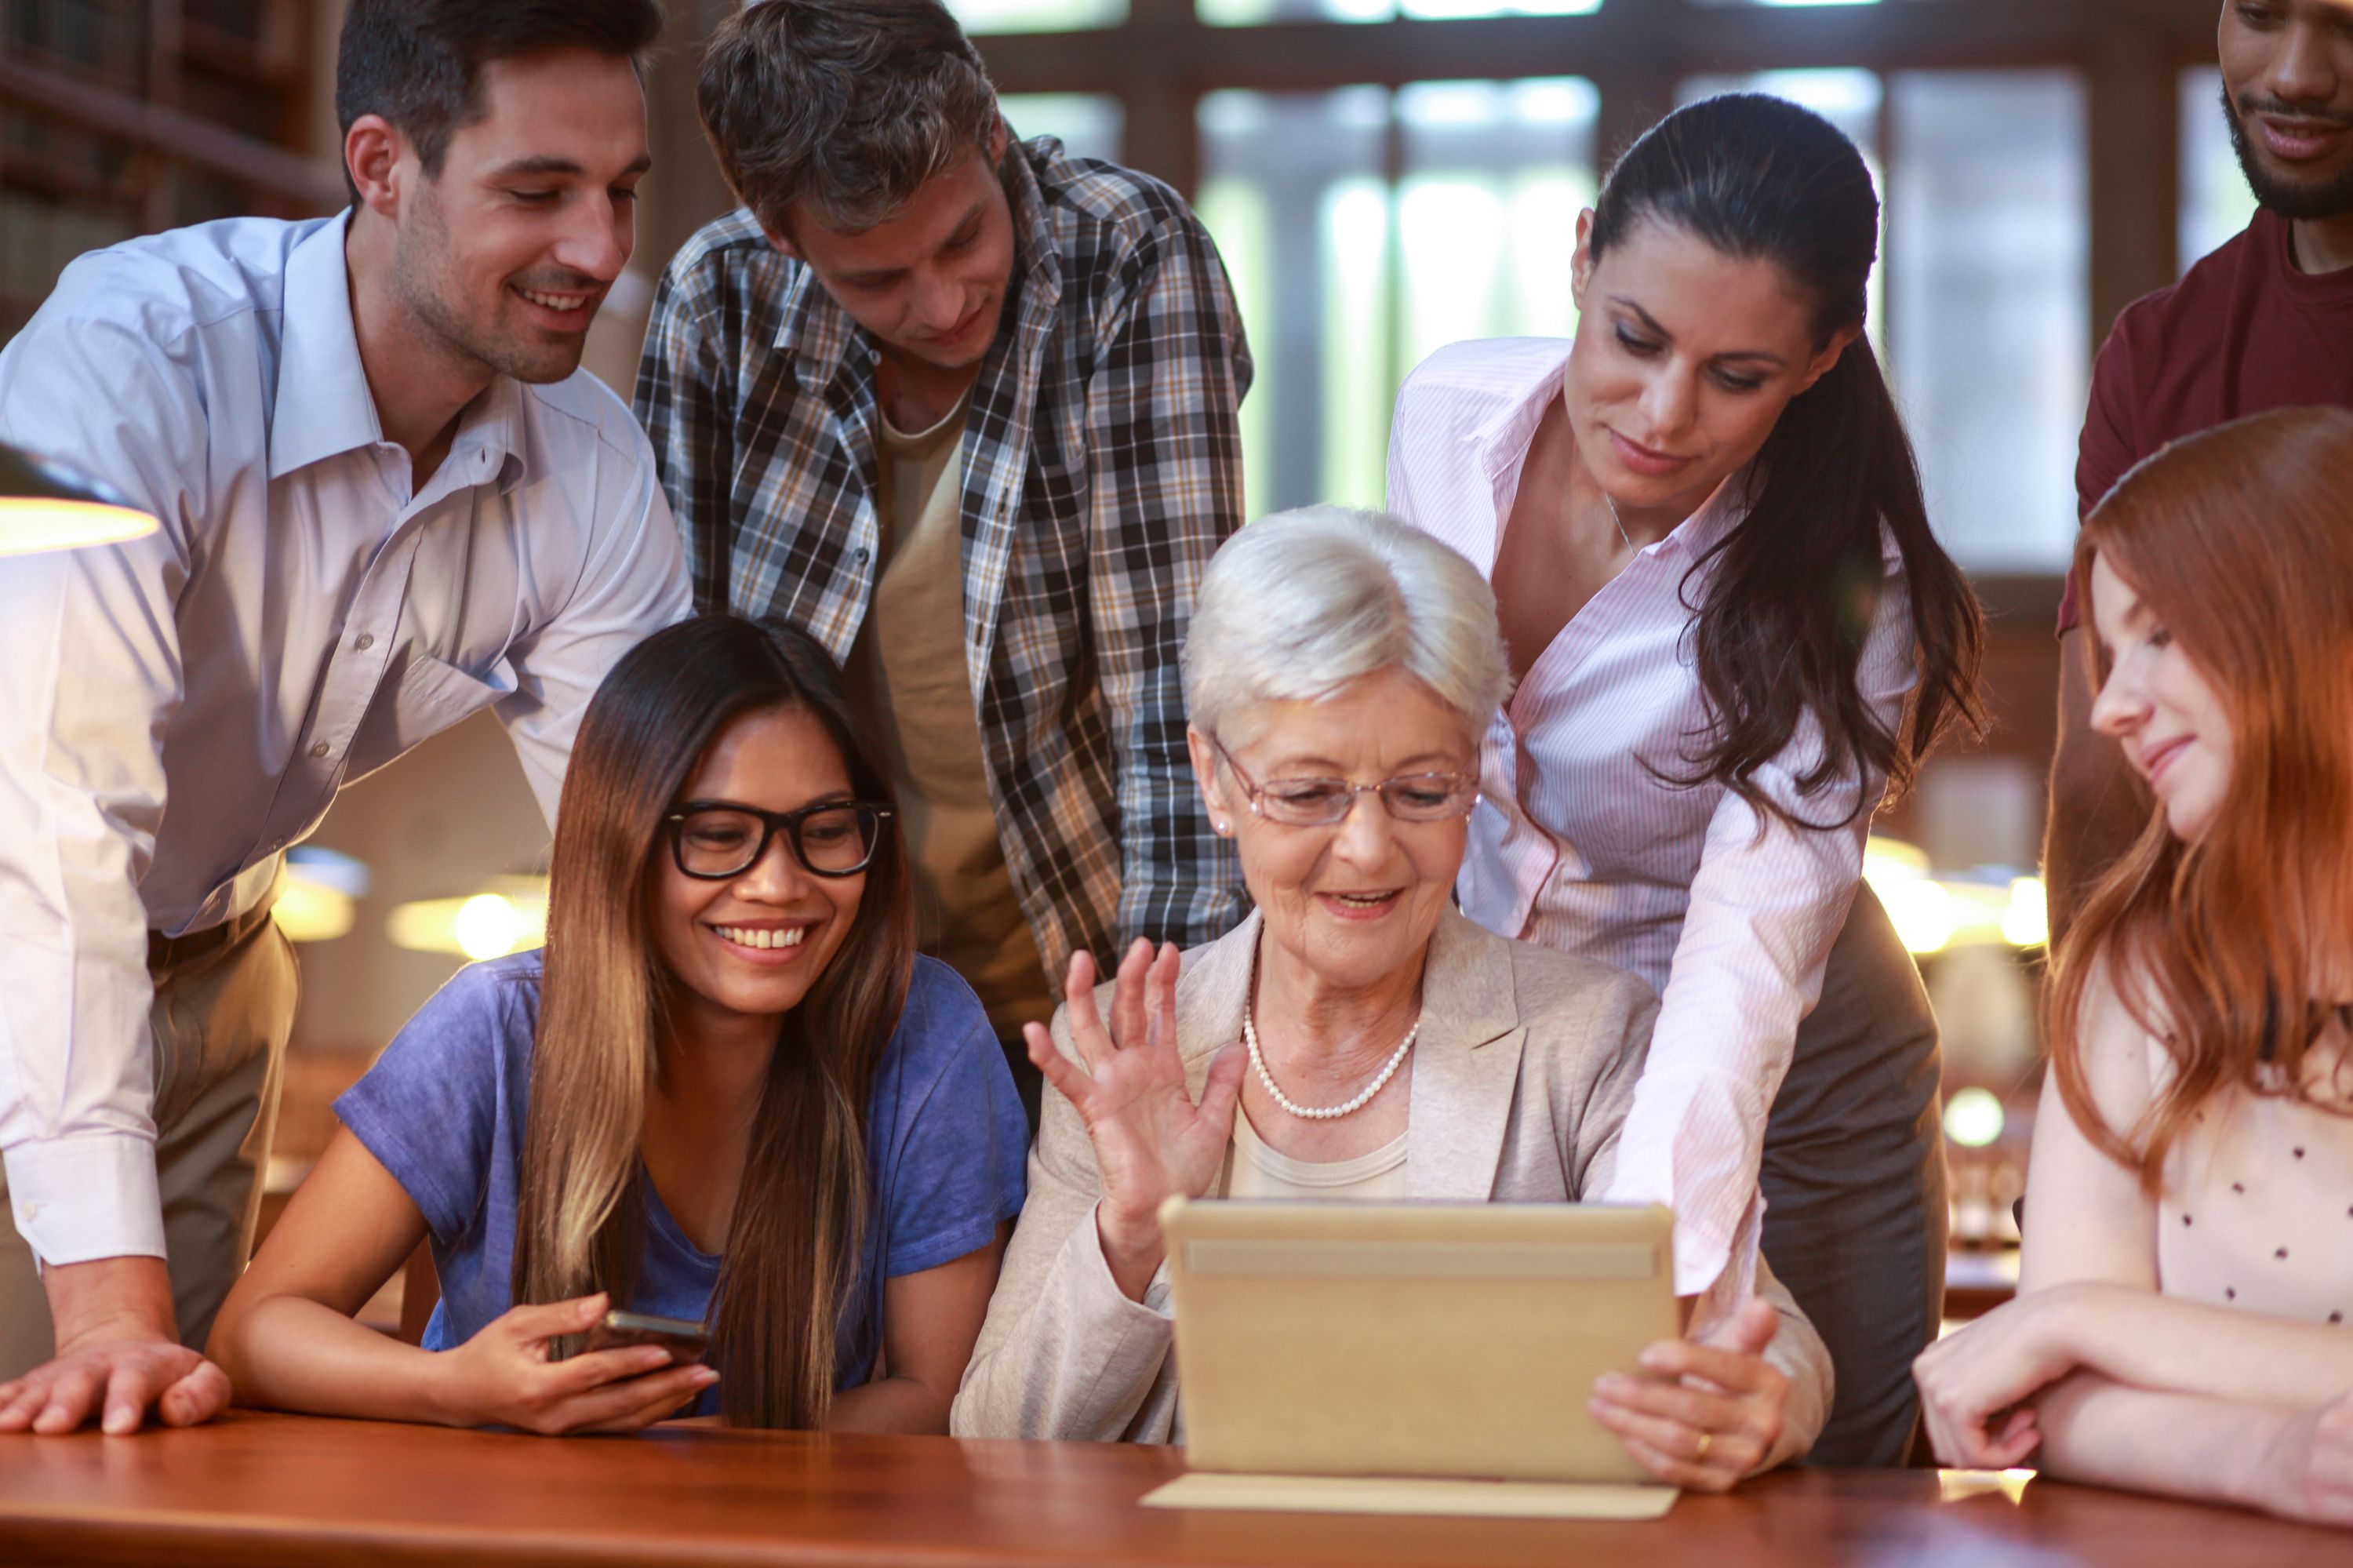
2179, 65, 2260, 273
947, 0, 1125, 32
1000, 93, 1125, 163
1887, 70, 2087, 574
1201, 0, 1596, 27
1197, 79, 1596, 518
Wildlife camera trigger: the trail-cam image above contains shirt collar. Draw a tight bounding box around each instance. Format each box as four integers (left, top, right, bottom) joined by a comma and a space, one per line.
774, 139, 1065, 391
1468, 348, 1566, 492
1465, 340, 1748, 562
439, 377, 529, 497
269, 209, 383, 479
271, 208, 529, 492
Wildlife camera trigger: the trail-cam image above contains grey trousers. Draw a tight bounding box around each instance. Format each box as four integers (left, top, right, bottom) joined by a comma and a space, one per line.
0, 901, 297, 1378
1758, 882, 1948, 1468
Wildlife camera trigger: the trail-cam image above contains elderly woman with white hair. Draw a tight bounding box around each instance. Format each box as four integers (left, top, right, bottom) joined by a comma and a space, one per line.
951, 507, 1831, 1486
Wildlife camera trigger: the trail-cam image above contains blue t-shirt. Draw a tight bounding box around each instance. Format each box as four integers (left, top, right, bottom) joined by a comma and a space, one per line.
335, 951, 1027, 1401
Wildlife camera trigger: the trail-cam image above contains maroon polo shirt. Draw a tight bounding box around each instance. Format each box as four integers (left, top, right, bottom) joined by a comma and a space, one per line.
2060, 206, 2353, 632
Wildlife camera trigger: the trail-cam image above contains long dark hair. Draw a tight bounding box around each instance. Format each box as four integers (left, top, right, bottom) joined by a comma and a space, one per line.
512, 613, 916, 1428
1591, 93, 1984, 824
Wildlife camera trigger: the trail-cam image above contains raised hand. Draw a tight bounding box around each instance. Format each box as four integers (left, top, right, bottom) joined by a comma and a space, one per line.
1024, 940, 1245, 1301
435, 1293, 719, 1435
1588, 1298, 1792, 1492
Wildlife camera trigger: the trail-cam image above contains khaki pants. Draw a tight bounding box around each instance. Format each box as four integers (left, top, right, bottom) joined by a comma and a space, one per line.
0, 900, 297, 1378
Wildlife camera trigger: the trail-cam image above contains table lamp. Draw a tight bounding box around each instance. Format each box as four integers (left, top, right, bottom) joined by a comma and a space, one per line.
0, 442, 157, 556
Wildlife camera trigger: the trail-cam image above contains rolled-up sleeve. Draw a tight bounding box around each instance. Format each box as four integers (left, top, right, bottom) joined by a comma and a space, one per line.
0, 311, 204, 1266
1602, 553, 1918, 1301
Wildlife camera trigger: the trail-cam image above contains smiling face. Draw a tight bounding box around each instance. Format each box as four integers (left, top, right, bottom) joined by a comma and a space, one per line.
2219, 0, 2353, 221
1564, 214, 1853, 521
1190, 668, 1475, 995
646, 704, 867, 1041
773, 129, 1017, 374
2088, 552, 2238, 842
385, 47, 649, 385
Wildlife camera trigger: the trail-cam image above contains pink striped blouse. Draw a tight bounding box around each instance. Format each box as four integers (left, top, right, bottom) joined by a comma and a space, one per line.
1387, 338, 1918, 1299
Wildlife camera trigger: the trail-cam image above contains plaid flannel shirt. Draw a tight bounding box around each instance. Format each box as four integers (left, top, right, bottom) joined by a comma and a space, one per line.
634, 138, 1253, 977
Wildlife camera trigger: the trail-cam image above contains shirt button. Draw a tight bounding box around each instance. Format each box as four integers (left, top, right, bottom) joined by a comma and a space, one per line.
852, 548, 871, 566
355, 634, 374, 651
16, 1201, 35, 1223
309, 741, 331, 759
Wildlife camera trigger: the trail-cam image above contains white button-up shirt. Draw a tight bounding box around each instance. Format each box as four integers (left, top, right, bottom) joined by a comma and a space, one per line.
1387, 338, 1915, 1298
0, 212, 690, 1267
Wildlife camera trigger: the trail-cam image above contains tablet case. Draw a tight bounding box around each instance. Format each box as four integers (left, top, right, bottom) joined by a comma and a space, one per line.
1143, 1196, 1679, 1518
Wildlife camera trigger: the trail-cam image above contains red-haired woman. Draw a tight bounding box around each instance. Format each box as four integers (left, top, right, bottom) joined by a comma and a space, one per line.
1912, 406, 2353, 1526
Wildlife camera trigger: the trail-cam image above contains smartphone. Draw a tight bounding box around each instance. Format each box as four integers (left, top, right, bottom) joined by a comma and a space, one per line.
586, 1308, 709, 1362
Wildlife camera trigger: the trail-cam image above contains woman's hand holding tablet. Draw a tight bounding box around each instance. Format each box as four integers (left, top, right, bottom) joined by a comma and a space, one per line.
1588, 1298, 1791, 1493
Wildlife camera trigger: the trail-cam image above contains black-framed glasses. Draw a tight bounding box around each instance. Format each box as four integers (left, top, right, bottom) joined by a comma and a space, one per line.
1209, 737, 1478, 828
662, 800, 894, 880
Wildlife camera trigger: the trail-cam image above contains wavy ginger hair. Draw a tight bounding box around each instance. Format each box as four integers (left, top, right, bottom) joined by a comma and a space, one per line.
2050, 406, 2353, 1190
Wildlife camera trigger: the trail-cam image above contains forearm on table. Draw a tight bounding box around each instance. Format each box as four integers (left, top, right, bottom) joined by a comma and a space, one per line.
2043, 1283, 2353, 1411
827, 1373, 954, 1435
209, 1291, 462, 1425
2032, 1371, 2286, 1512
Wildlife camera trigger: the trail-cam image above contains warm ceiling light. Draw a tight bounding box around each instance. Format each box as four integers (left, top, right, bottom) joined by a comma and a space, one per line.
387, 875, 550, 960
0, 444, 158, 558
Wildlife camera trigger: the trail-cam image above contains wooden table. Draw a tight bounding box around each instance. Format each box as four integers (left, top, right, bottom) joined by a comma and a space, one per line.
2, 1410, 2344, 1567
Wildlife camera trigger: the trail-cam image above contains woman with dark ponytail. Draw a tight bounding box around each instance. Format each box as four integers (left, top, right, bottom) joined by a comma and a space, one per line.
1387, 93, 1984, 1466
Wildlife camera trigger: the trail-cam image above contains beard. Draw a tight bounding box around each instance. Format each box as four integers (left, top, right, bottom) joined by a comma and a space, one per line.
392, 182, 595, 387
2222, 81, 2353, 224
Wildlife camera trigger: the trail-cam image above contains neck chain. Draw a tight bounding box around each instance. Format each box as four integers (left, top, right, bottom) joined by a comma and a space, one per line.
1242, 990, 1420, 1122
1603, 490, 1636, 556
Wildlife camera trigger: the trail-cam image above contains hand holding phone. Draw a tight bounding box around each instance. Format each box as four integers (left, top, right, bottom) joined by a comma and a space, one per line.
436, 1294, 718, 1435
585, 1309, 711, 1364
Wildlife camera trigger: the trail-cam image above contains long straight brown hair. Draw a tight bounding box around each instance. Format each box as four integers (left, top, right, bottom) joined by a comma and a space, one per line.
512, 614, 915, 1426
2049, 407, 2353, 1191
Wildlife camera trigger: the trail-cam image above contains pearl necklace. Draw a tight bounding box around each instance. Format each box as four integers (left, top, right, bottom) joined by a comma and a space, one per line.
1242, 996, 1420, 1122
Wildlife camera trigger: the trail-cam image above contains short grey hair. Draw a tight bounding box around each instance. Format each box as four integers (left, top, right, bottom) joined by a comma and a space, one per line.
1182, 506, 1511, 746
697, 0, 998, 235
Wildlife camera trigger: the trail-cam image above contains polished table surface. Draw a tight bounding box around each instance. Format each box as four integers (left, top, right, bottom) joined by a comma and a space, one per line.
2, 1410, 2345, 1568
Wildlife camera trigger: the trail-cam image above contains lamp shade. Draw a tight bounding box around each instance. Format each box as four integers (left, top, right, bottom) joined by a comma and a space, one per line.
0, 443, 158, 557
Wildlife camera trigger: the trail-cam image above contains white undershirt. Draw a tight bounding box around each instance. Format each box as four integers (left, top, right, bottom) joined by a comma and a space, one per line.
1221, 1108, 1409, 1200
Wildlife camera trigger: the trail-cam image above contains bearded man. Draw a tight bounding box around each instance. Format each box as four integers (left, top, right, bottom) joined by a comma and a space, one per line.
2045, 0, 2353, 936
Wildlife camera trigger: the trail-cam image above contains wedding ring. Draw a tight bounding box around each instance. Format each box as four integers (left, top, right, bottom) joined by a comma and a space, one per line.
1695, 1432, 1714, 1463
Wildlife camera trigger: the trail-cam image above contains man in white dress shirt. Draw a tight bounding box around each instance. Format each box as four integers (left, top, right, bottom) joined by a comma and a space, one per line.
0, 0, 686, 1435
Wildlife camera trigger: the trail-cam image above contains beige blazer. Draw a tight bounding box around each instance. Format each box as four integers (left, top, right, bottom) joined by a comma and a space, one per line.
950, 908, 1832, 1464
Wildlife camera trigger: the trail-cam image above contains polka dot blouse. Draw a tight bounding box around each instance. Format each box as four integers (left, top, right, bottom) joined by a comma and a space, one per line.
2155, 1040, 2353, 1328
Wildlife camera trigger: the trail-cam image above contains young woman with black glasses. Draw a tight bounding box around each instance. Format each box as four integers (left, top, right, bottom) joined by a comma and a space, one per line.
207, 616, 1027, 1434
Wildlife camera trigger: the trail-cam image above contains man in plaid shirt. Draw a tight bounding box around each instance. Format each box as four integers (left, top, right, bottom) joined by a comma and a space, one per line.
635, 0, 1252, 1111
